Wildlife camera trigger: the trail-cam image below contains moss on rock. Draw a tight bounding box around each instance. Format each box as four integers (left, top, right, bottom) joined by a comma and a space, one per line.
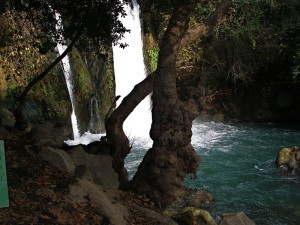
276, 146, 300, 174
173, 207, 217, 225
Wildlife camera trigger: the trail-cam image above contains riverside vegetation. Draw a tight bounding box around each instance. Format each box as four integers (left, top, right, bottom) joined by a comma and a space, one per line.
0, 0, 299, 224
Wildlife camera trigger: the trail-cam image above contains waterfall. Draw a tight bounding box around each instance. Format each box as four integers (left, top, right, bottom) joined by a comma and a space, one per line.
55, 13, 103, 145
89, 95, 102, 133
112, 0, 152, 140
55, 12, 80, 140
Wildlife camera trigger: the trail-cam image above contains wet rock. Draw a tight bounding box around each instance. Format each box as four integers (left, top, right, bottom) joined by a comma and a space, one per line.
39, 146, 75, 176
69, 146, 119, 189
84, 136, 110, 154
69, 179, 128, 225
276, 146, 300, 174
164, 188, 215, 218
220, 211, 256, 225
0, 107, 15, 128
28, 122, 72, 148
186, 190, 215, 209
172, 207, 217, 225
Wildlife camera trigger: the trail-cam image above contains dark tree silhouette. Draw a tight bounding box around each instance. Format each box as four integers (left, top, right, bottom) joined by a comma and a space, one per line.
106, 0, 232, 208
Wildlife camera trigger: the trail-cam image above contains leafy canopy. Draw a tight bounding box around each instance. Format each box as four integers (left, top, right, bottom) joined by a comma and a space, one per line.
2, 0, 131, 52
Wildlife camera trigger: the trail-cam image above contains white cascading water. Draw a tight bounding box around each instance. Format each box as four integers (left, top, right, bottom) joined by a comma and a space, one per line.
55, 13, 103, 145
55, 12, 80, 140
112, 0, 152, 142
89, 95, 101, 133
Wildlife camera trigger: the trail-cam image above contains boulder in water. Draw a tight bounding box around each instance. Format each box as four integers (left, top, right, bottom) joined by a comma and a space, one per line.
172, 207, 217, 225
164, 188, 215, 217
219, 212, 255, 225
186, 190, 215, 209
276, 146, 300, 174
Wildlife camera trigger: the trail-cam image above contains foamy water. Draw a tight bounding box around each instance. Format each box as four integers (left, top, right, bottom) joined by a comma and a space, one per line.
125, 120, 300, 225
64, 131, 105, 146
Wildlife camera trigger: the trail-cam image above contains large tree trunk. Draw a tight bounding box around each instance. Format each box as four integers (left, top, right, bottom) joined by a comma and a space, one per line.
129, 0, 200, 208
106, 0, 232, 205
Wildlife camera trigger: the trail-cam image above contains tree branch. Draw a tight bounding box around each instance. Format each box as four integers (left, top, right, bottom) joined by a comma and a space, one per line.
105, 71, 155, 188
106, 71, 155, 137
181, 0, 232, 47
14, 31, 82, 129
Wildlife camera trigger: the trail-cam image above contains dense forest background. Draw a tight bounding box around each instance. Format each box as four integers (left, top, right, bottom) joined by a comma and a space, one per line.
0, 0, 299, 130
0, 1, 300, 222
140, 0, 300, 122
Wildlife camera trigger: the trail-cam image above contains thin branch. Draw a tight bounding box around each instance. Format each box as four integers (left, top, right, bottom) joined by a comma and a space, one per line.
14, 31, 82, 128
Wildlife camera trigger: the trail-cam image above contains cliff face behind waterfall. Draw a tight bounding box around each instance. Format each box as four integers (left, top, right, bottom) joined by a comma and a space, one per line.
1, 1, 300, 128
0, 10, 115, 130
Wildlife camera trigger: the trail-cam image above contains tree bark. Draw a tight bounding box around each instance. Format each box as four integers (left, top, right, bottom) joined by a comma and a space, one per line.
105, 0, 232, 206
105, 72, 155, 188
14, 32, 80, 130
129, 0, 201, 208
181, 0, 232, 47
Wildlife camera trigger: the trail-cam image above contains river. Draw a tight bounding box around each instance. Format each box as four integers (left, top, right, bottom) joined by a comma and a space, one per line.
125, 120, 300, 225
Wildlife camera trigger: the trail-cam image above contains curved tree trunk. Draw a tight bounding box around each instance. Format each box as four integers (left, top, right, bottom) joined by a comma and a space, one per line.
106, 0, 232, 205
129, 0, 200, 208
14, 33, 80, 130
105, 72, 155, 188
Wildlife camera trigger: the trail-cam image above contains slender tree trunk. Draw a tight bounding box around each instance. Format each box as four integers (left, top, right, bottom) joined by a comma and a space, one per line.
105, 72, 155, 188
14, 33, 80, 130
129, 0, 200, 208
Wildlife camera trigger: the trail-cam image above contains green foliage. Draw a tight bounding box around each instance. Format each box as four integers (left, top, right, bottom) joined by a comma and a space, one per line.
148, 47, 159, 72
3, 0, 130, 52
192, 0, 220, 22
69, 48, 93, 101
0, 10, 70, 120
106, 55, 115, 90
201, 0, 300, 84
0, 12, 15, 48
5, 84, 21, 100
0, 10, 50, 93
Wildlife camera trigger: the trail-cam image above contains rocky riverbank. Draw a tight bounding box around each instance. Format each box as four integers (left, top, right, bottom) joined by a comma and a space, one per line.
0, 127, 175, 225
0, 120, 256, 225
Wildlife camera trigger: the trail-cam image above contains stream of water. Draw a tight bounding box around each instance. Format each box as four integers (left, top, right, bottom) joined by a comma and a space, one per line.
55, 13, 105, 145
112, 0, 152, 139
55, 12, 80, 140
125, 120, 300, 225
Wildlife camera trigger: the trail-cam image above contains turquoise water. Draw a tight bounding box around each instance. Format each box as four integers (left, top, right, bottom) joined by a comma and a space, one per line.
125, 121, 300, 225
